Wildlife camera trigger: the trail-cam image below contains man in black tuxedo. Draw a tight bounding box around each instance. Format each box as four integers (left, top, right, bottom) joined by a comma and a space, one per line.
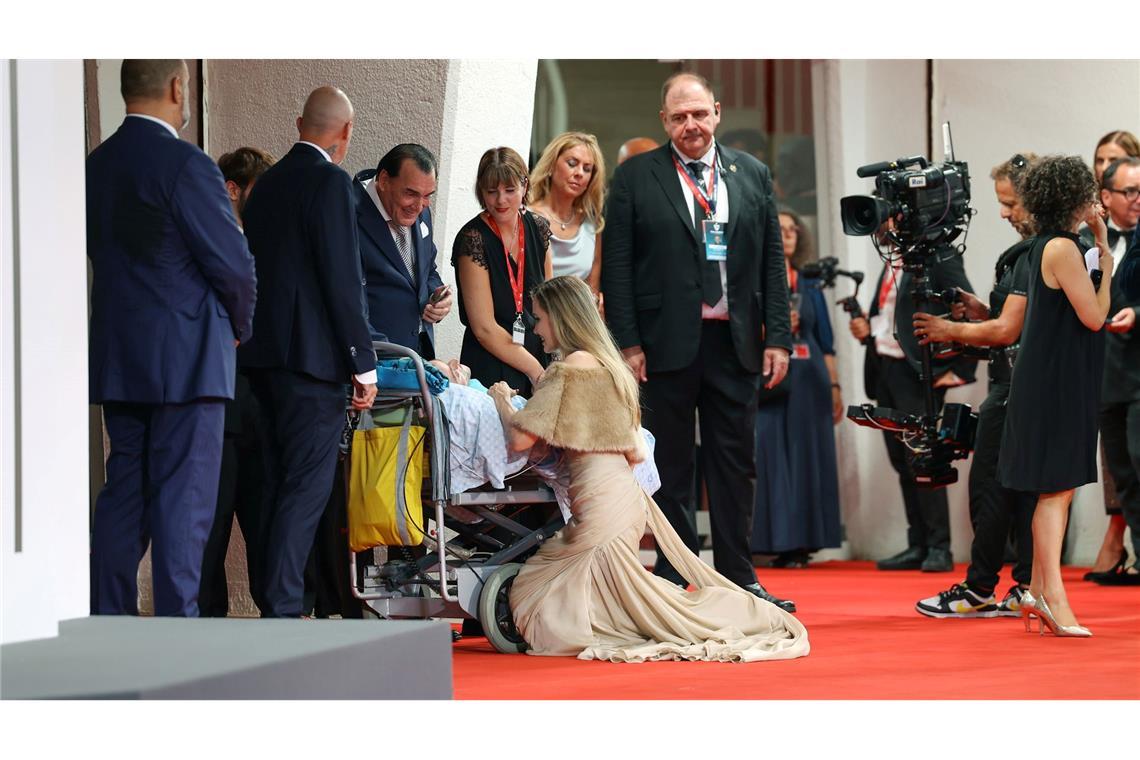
850, 230, 976, 572
602, 72, 795, 612
88, 60, 256, 617
238, 86, 378, 618
353, 143, 451, 356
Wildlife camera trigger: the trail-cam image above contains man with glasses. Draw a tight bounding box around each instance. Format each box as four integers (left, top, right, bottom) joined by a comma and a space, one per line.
353, 143, 451, 358
912, 153, 1041, 617
1081, 156, 1140, 585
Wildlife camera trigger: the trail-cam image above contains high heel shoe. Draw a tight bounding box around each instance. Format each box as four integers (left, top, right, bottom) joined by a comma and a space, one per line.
1083, 549, 1128, 581
1021, 590, 1037, 633
1034, 594, 1092, 638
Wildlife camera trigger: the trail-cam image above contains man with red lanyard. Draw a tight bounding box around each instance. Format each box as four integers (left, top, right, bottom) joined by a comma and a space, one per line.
603, 72, 796, 612
849, 224, 977, 572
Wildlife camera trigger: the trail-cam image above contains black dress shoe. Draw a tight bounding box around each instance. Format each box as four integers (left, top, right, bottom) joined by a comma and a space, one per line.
742, 583, 797, 613
876, 546, 927, 570
921, 547, 953, 572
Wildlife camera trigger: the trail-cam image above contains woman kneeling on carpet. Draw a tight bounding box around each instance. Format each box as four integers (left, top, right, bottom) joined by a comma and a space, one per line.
488, 276, 809, 662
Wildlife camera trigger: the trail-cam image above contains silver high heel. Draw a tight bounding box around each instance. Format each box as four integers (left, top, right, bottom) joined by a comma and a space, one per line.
1021, 589, 1038, 633
1035, 594, 1092, 638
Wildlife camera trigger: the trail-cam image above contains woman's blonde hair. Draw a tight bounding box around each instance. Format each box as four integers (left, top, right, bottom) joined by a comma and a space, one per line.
475, 147, 529, 208
527, 132, 607, 234
531, 276, 640, 426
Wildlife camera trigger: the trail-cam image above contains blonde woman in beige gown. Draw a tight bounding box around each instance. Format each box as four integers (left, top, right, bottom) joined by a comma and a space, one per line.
489, 277, 809, 662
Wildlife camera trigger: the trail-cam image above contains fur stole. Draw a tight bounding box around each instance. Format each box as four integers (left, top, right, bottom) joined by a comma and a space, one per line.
511, 362, 641, 454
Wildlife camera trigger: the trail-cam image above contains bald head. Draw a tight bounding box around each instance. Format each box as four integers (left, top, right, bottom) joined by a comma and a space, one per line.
618, 137, 659, 165
297, 86, 354, 165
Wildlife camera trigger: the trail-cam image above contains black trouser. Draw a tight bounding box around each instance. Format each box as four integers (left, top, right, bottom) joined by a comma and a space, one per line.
247, 369, 346, 618
964, 382, 1036, 596
303, 460, 365, 618
1099, 398, 1140, 560
198, 372, 265, 617
875, 356, 951, 552
643, 321, 760, 587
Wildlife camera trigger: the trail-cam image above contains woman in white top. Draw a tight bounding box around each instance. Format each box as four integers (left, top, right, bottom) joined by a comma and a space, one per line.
528, 132, 606, 302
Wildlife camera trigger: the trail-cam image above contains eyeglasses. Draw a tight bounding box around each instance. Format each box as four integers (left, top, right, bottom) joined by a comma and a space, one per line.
1106, 186, 1140, 202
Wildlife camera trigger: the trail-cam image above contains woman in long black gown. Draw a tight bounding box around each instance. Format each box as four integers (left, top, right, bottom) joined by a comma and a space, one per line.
452, 147, 552, 396
998, 156, 1114, 637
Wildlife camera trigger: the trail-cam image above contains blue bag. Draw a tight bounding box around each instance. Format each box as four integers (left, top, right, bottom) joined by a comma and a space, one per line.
375, 358, 449, 395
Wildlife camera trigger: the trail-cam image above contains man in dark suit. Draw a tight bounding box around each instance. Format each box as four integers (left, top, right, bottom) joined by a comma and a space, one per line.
602, 72, 796, 612
353, 143, 451, 356
238, 86, 378, 618
850, 229, 976, 572
87, 60, 257, 617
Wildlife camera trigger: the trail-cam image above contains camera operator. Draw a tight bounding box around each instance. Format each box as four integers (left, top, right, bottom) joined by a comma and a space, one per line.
913, 153, 1040, 617
849, 223, 977, 573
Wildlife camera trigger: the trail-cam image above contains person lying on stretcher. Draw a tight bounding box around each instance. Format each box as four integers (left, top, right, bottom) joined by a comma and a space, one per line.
424, 359, 661, 517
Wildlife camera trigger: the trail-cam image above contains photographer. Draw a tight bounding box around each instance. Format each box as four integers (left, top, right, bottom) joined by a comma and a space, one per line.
913, 153, 1040, 617
849, 224, 977, 573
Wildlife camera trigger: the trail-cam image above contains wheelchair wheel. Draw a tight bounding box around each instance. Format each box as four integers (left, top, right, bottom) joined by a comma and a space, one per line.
477, 563, 528, 654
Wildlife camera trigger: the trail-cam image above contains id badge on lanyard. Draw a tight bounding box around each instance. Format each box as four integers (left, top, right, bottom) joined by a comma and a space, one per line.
703, 219, 727, 261
512, 314, 526, 345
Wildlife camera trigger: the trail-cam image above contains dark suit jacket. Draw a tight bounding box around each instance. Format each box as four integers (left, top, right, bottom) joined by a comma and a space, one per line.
602, 142, 790, 374
86, 116, 256, 404
862, 252, 978, 398
351, 169, 444, 355
1118, 226, 1140, 302
238, 143, 376, 383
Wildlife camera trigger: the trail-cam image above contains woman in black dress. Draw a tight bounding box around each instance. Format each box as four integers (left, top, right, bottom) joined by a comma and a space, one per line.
998, 156, 1114, 637
452, 147, 553, 395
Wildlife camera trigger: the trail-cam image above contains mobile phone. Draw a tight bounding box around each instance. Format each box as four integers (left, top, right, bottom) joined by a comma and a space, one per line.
430, 284, 451, 304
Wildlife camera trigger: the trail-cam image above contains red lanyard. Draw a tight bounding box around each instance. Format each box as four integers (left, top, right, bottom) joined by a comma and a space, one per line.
485, 212, 527, 315
877, 262, 901, 309
787, 266, 798, 293
672, 152, 717, 218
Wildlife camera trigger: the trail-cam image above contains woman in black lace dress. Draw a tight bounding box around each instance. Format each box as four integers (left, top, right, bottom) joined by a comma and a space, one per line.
998, 156, 1113, 637
452, 147, 553, 395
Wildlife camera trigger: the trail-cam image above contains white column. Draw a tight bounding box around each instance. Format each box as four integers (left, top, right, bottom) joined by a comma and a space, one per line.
2, 59, 90, 644
432, 59, 538, 362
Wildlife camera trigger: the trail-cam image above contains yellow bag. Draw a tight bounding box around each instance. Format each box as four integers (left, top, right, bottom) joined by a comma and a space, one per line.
347, 404, 427, 551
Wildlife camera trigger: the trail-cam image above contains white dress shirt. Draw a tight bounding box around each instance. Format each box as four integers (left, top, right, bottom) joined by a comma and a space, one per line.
671, 140, 730, 320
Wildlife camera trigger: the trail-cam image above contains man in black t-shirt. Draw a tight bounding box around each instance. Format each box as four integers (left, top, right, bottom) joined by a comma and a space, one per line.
913, 153, 1041, 618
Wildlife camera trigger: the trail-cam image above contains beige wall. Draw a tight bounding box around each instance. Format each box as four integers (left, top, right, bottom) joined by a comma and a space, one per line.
204, 59, 449, 177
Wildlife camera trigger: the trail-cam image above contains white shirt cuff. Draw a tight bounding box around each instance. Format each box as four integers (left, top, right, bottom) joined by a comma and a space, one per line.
354, 370, 377, 385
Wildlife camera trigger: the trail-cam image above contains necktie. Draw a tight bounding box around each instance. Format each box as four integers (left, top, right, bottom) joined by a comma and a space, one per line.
1106, 227, 1135, 250
389, 221, 416, 284
689, 161, 722, 306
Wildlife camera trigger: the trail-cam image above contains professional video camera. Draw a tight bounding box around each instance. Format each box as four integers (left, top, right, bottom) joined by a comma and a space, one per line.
840, 124, 979, 487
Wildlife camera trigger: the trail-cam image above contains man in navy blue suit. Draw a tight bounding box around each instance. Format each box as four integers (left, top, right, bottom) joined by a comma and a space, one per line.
87, 59, 257, 617
238, 86, 378, 618
353, 143, 451, 358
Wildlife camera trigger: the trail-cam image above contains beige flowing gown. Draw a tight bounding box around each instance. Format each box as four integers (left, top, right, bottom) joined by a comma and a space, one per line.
508, 363, 810, 663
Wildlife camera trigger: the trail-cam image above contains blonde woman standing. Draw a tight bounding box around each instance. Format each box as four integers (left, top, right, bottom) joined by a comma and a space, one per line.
528, 132, 606, 298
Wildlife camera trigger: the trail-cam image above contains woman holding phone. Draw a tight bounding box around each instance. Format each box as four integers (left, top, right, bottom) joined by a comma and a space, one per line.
452, 147, 553, 396
998, 156, 1113, 637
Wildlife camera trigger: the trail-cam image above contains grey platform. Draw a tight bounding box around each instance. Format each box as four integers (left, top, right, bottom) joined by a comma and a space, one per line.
1, 616, 452, 700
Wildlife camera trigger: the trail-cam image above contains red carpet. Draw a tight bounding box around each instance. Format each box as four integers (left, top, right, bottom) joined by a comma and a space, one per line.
451, 561, 1140, 699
